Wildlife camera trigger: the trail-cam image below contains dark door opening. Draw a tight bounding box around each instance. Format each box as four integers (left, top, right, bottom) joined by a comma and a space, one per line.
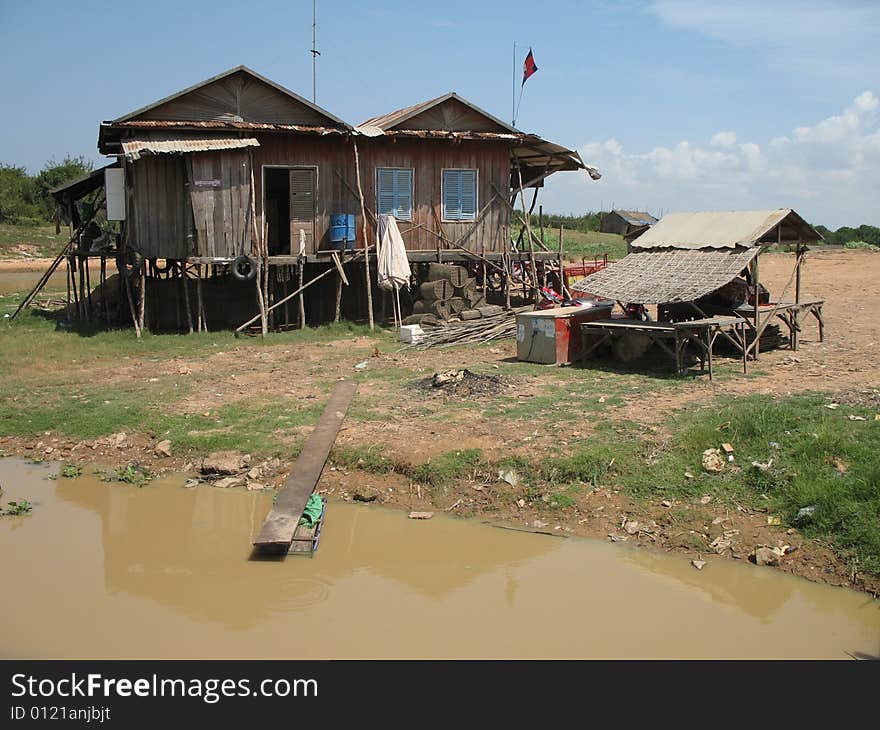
264, 168, 290, 255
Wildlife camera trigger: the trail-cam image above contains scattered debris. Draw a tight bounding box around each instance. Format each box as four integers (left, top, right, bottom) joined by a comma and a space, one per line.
832, 457, 848, 474
498, 469, 519, 487
700, 494, 713, 505
624, 520, 640, 535
660, 499, 673, 507
751, 458, 774, 471
794, 505, 817, 524
692, 560, 706, 570
354, 360, 369, 370
201, 451, 245, 476
353, 488, 379, 503
767, 515, 782, 526
751, 546, 785, 566
154, 440, 172, 458
847, 415, 867, 421
418, 369, 507, 398
702, 448, 725, 473
212, 477, 242, 489
408, 511, 434, 520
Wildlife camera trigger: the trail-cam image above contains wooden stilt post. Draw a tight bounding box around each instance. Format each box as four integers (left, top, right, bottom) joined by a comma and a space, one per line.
255, 259, 268, 336
334, 271, 342, 323
793, 238, 803, 350
298, 258, 306, 329
516, 166, 539, 302
137, 265, 146, 334
181, 261, 194, 334
353, 140, 374, 330
196, 264, 204, 332
65, 254, 73, 320
752, 253, 760, 360
504, 251, 511, 310
558, 223, 568, 298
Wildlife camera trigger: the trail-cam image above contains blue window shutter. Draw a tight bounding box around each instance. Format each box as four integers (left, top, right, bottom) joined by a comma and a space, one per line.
378, 168, 412, 220
377, 168, 395, 216
442, 169, 476, 221
460, 170, 476, 220
396, 169, 412, 220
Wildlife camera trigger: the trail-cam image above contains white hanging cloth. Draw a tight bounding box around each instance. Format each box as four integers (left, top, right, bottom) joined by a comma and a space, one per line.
376, 214, 411, 291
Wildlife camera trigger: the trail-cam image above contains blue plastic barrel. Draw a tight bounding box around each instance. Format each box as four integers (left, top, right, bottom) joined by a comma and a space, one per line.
329, 214, 355, 249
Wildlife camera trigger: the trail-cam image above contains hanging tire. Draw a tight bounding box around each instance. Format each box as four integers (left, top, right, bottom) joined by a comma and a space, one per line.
232, 255, 258, 282
116, 248, 144, 278
152, 258, 172, 274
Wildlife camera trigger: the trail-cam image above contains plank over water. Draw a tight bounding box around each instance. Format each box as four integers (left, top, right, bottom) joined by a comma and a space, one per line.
253, 381, 357, 553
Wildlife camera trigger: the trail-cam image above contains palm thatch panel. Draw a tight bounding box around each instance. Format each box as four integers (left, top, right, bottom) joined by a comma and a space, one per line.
571, 247, 760, 304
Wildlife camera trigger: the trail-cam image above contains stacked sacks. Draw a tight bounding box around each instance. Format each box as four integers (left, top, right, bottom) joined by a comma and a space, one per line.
405, 263, 490, 325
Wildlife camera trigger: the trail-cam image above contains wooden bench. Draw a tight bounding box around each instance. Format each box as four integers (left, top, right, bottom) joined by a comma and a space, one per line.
580, 316, 746, 380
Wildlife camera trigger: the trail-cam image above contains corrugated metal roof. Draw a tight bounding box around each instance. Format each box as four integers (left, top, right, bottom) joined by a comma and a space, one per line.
360, 92, 520, 133
630, 209, 821, 250
572, 247, 760, 303
121, 137, 259, 161
614, 209, 657, 226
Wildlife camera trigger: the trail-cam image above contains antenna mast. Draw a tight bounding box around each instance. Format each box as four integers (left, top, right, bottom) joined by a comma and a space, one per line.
311, 0, 320, 103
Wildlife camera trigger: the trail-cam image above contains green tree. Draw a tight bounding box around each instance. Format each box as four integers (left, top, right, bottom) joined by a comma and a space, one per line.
33, 155, 94, 220
0, 163, 39, 224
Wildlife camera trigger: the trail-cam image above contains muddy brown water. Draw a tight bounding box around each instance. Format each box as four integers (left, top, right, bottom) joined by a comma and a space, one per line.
0, 270, 69, 296
1, 457, 878, 659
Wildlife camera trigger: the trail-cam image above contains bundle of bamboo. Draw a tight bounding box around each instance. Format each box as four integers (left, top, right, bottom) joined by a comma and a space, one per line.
402, 306, 532, 349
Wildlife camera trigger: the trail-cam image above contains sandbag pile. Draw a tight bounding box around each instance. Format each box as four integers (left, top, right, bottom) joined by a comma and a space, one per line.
403, 263, 499, 326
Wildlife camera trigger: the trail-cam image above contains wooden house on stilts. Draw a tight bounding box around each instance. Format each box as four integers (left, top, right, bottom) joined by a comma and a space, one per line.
49, 65, 599, 334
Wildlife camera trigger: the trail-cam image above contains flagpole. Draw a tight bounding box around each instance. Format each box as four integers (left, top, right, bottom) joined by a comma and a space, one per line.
512, 41, 516, 126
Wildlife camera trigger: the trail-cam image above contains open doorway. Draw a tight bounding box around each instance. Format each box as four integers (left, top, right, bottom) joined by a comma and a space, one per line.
264, 168, 290, 255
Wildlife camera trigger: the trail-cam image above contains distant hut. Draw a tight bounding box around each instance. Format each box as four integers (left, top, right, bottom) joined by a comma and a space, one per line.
600, 209, 658, 237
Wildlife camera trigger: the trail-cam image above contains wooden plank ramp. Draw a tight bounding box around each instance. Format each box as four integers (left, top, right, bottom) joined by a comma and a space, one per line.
253, 381, 357, 554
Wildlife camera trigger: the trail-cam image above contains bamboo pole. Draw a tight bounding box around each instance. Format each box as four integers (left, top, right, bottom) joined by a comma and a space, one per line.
353, 140, 374, 330
236, 264, 339, 333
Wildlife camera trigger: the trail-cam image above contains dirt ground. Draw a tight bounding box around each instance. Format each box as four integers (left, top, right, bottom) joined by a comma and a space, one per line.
2, 249, 879, 594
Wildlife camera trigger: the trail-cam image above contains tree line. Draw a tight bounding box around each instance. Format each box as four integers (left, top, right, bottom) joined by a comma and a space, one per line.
1, 158, 878, 248
0, 156, 93, 225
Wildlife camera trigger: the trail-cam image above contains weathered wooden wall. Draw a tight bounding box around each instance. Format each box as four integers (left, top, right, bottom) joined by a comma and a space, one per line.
187, 150, 252, 257
357, 138, 511, 254
127, 155, 191, 259
253, 134, 511, 255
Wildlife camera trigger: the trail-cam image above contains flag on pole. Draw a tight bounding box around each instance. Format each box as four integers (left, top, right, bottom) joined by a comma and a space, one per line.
522, 48, 538, 86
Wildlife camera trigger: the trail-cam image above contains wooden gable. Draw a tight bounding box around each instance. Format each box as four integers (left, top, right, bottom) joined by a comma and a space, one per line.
116, 67, 346, 127
389, 96, 514, 133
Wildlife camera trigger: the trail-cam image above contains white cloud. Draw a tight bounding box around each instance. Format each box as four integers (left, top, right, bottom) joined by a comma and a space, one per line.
710, 131, 736, 147
544, 92, 880, 227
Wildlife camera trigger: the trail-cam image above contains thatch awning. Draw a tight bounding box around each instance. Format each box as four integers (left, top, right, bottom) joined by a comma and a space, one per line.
572, 247, 760, 303
121, 136, 259, 161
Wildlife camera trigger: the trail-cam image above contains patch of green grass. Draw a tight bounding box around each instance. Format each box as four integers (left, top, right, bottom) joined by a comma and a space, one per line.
61, 464, 81, 478
410, 448, 482, 489
0, 223, 65, 258
332, 445, 397, 474
512, 226, 627, 261
1, 500, 33, 516
152, 399, 324, 457
100, 464, 152, 487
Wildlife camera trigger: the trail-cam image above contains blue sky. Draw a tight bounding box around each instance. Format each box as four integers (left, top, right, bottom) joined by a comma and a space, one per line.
1, 0, 877, 227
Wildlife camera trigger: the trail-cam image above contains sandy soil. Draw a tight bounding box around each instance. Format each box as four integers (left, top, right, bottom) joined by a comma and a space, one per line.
2, 249, 878, 594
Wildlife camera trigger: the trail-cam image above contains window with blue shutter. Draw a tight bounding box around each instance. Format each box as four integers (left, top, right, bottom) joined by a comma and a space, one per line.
442, 169, 477, 221
376, 168, 412, 220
